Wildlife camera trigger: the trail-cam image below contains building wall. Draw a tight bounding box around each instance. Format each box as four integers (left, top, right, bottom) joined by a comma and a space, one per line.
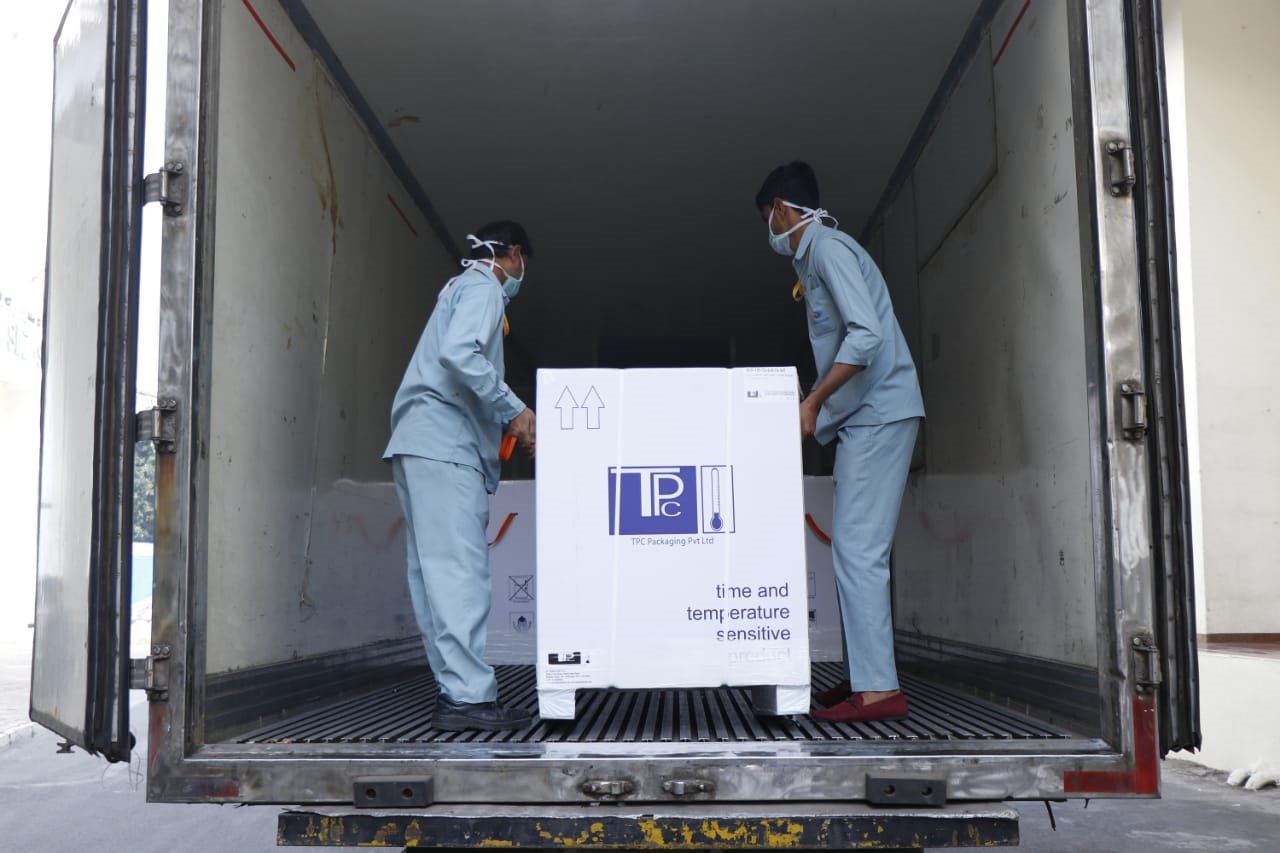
1165, 0, 1280, 636
0, 293, 42, 634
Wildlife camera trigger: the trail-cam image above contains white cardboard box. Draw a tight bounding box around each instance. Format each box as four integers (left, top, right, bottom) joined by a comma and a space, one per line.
802, 477, 845, 662
535, 367, 812, 719
484, 480, 538, 664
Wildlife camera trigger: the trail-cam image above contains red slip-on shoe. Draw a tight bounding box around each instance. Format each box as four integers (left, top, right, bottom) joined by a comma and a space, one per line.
811, 681, 853, 708
811, 691, 909, 723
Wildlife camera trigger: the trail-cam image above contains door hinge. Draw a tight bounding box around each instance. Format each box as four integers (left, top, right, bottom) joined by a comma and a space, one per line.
580, 779, 634, 800
663, 778, 716, 798
143, 162, 186, 216
1105, 140, 1136, 197
135, 399, 179, 453
1119, 381, 1147, 440
1131, 634, 1162, 694
130, 643, 171, 701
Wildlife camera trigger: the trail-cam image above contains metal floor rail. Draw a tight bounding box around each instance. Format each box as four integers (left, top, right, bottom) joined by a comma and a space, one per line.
235, 662, 1070, 745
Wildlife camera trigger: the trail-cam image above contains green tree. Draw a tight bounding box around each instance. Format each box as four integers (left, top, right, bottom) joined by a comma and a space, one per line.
133, 440, 156, 543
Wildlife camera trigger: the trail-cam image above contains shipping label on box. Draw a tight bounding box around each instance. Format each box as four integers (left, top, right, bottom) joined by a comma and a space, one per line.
536, 368, 811, 717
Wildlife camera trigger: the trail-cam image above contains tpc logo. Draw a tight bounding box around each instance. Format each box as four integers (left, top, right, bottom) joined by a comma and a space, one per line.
608, 466, 735, 535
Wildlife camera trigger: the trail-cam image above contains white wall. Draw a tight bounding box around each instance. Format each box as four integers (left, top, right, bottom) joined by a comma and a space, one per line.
1165, 0, 1280, 637
1194, 651, 1280, 772
0, 0, 77, 649
0, 296, 41, 635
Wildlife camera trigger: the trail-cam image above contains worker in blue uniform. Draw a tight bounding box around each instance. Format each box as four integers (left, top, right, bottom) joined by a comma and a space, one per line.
755, 162, 925, 723
384, 220, 536, 731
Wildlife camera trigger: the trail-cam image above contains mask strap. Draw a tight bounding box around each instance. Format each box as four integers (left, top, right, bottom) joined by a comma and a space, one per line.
783, 201, 839, 229
460, 234, 507, 272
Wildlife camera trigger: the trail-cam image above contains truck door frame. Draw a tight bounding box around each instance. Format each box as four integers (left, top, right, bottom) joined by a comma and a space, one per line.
131, 0, 1195, 806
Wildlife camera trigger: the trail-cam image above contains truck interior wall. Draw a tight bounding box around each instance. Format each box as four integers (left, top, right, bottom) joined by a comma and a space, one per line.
203, 0, 441, 674
193, 0, 1110, 738
886, 1, 1099, 671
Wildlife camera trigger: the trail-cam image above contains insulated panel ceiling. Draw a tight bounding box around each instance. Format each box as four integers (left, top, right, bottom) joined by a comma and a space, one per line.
300, 0, 981, 373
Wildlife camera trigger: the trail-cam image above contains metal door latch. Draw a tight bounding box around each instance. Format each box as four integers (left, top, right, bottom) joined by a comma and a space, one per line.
1119, 382, 1147, 440
663, 778, 715, 798
130, 643, 171, 701
580, 779, 634, 799
135, 399, 179, 453
1105, 141, 1136, 197
1131, 634, 1163, 694
143, 162, 186, 216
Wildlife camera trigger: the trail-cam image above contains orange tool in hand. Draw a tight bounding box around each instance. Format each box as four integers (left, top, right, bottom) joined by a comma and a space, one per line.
499, 432, 518, 461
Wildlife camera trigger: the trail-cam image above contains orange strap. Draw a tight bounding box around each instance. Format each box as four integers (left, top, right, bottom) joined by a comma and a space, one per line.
792, 281, 805, 303
804, 513, 832, 546
488, 512, 518, 547
502, 314, 510, 337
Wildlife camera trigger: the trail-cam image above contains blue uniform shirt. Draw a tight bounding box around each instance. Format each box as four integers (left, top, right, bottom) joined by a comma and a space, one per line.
383, 265, 525, 493
792, 222, 925, 444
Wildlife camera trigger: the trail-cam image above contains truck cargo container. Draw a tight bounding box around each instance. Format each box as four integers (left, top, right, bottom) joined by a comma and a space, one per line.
31, 0, 1198, 847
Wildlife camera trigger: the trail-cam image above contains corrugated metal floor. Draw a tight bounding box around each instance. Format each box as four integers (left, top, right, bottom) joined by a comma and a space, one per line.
236, 663, 1070, 745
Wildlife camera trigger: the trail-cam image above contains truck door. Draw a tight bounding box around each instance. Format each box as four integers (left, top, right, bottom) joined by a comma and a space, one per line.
29, 0, 147, 763
1084, 0, 1201, 761
1124, 0, 1200, 754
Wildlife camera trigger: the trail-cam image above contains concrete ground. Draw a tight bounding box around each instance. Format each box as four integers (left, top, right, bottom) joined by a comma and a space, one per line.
0, 625, 36, 751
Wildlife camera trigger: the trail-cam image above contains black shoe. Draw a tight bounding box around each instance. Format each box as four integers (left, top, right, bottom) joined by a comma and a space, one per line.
433, 696, 536, 732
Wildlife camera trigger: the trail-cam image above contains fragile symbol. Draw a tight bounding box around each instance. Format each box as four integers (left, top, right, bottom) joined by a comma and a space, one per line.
508, 575, 535, 602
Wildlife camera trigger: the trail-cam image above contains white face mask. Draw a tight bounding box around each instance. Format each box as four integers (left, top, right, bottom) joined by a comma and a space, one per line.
501, 254, 525, 301
767, 202, 838, 257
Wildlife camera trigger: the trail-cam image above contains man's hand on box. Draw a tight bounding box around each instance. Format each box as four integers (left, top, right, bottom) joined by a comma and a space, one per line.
510, 408, 536, 457
799, 399, 818, 441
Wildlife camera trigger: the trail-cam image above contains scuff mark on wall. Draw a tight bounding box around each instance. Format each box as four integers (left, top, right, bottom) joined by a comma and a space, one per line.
311, 73, 340, 258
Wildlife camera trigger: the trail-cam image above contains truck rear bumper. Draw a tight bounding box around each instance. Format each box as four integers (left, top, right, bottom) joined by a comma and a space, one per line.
276, 802, 1020, 848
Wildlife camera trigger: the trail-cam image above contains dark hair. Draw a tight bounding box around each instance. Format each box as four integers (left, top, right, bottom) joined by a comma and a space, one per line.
754, 161, 820, 212
467, 220, 534, 260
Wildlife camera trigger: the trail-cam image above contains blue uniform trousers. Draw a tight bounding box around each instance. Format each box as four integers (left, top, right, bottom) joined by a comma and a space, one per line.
832, 418, 920, 691
392, 454, 497, 704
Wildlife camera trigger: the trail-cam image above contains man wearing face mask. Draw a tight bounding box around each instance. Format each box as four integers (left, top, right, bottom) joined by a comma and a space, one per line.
755, 162, 925, 723
384, 220, 536, 731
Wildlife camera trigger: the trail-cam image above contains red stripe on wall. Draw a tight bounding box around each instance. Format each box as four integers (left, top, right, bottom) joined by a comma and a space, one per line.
993, 0, 1032, 67
241, 0, 297, 72
387, 194, 419, 237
